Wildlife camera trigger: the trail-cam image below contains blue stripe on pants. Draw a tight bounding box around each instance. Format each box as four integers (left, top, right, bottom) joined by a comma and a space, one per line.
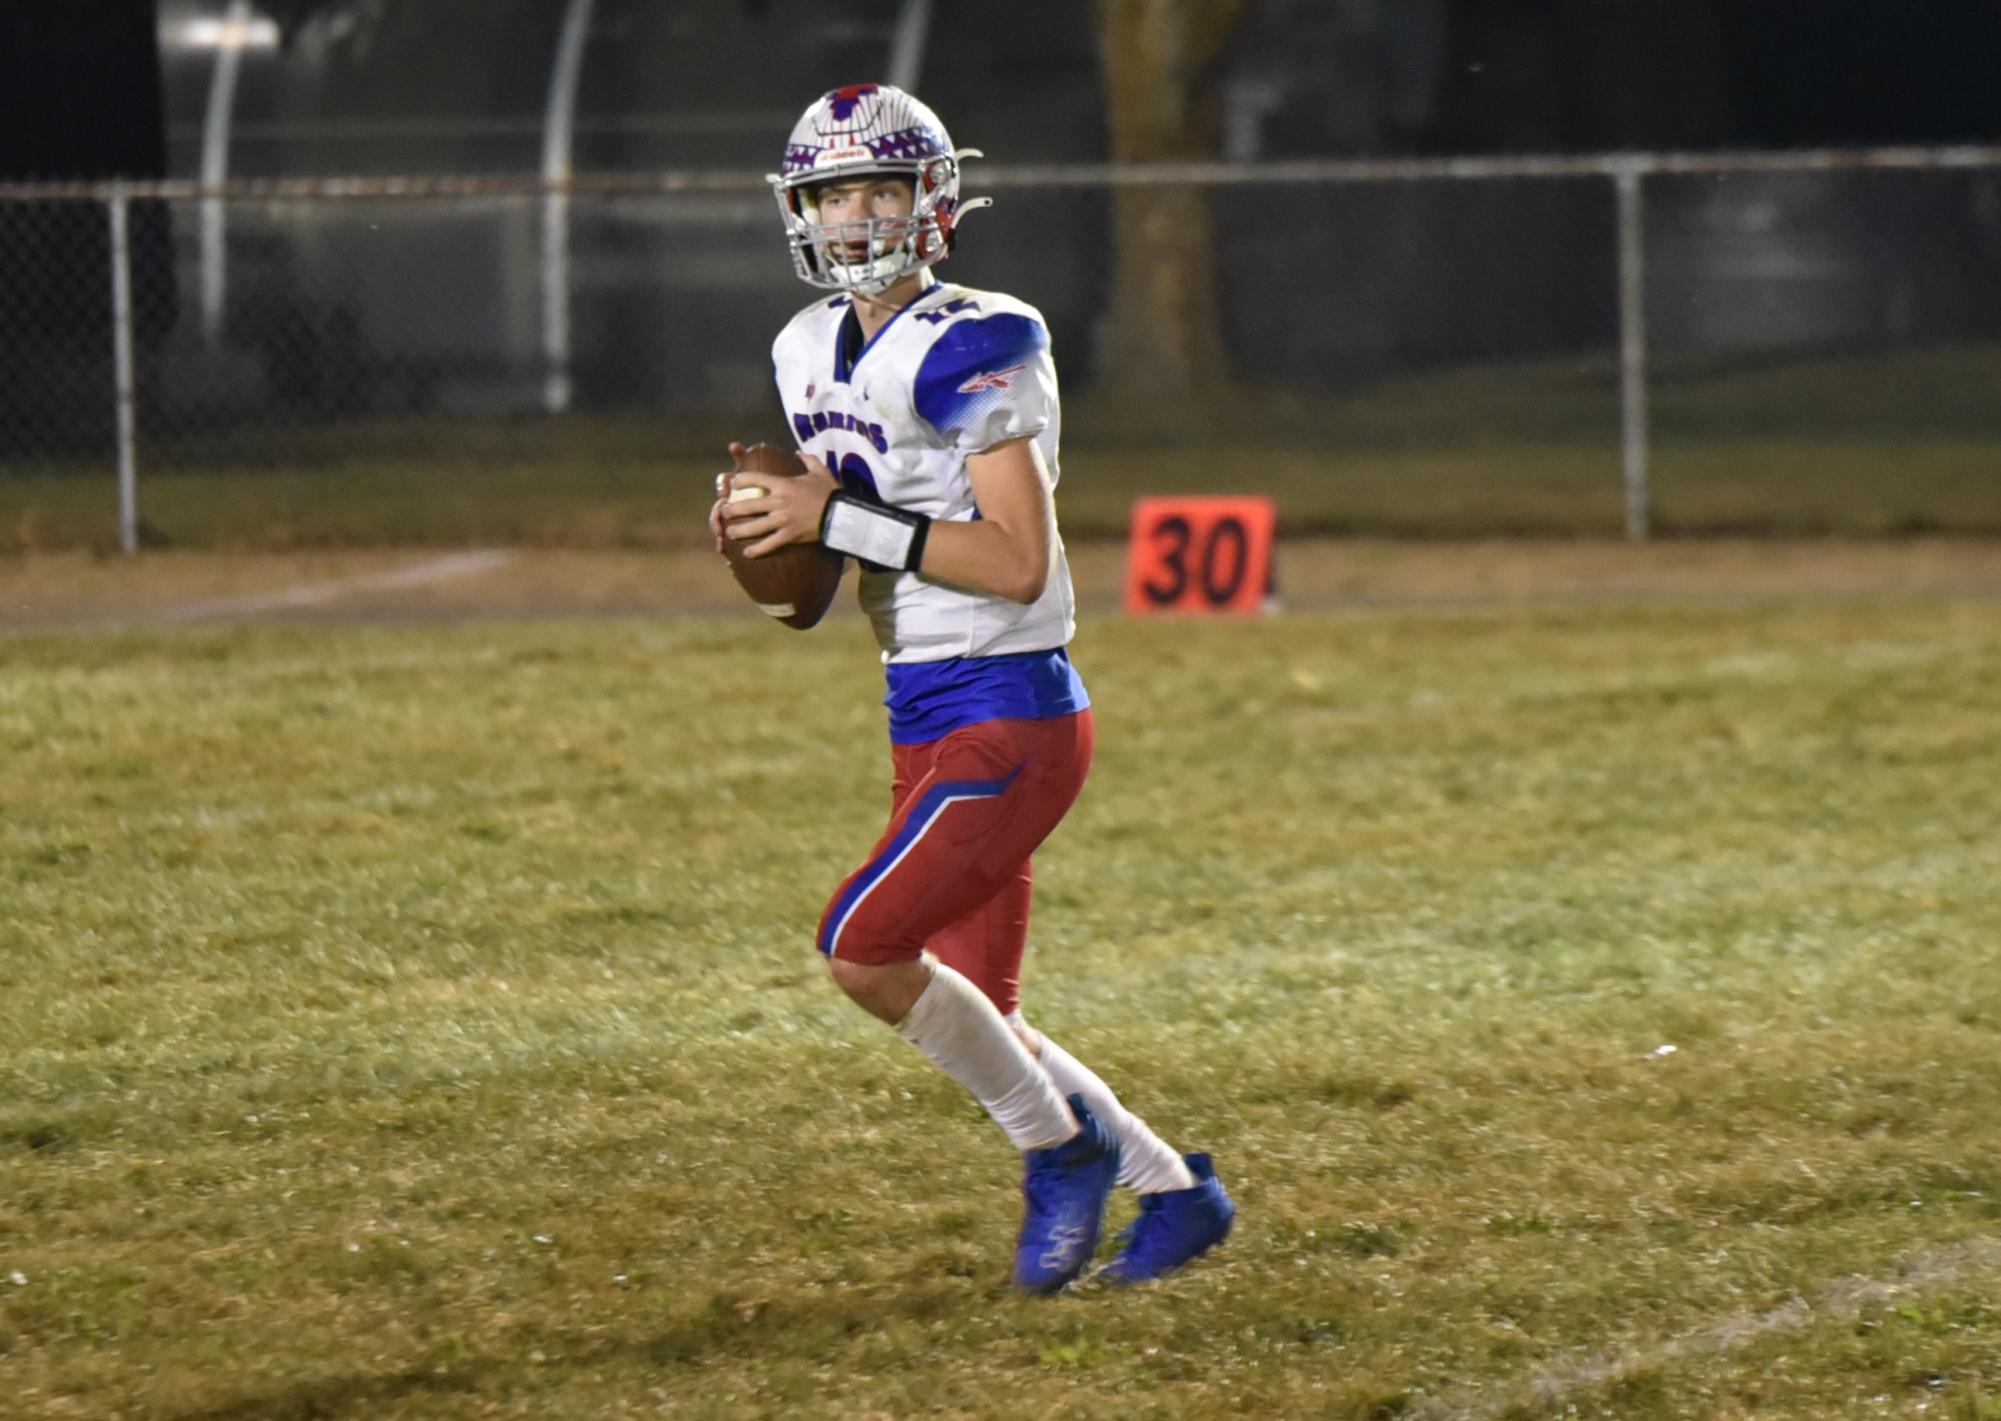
818, 767, 1021, 958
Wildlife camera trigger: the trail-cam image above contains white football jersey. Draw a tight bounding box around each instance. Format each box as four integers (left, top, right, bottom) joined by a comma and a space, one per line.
770, 280, 1076, 667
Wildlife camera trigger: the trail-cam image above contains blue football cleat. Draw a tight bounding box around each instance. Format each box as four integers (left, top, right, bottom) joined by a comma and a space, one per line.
1097, 1153, 1234, 1284
1012, 1096, 1121, 1294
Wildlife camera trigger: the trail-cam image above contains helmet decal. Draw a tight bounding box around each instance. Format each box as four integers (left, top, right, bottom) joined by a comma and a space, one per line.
868, 127, 946, 162
822, 83, 881, 126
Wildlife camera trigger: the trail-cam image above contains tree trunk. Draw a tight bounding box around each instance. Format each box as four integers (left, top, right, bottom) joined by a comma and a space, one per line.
1092, 0, 1252, 408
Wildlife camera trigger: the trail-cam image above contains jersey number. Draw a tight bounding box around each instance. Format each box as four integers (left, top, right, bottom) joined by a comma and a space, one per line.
914, 299, 982, 325
827, 450, 879, 501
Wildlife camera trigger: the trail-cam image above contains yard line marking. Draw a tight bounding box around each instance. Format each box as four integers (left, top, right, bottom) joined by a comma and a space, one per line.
153, 550, 516, 624
1407, 1237, 2001, 1421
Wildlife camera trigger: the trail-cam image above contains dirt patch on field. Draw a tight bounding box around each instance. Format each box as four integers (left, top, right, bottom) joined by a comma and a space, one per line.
2, 538, 1998, 631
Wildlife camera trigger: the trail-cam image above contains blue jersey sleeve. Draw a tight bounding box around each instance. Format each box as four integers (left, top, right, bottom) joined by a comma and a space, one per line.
912, 313, 1057, 454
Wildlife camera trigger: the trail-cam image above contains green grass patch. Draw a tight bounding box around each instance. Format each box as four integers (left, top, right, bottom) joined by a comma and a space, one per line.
3, 593, 2001, 1417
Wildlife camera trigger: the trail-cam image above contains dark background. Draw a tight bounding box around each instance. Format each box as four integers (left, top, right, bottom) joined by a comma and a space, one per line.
5, 1, 2001, 184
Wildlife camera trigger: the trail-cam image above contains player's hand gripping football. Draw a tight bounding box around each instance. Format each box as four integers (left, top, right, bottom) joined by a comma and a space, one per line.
716, 442, 840, 559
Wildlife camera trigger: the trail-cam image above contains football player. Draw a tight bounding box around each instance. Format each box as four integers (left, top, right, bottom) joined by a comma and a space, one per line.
712, 82, 1232, 1292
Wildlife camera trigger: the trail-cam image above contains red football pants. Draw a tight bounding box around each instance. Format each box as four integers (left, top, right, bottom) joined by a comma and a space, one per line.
816, 710, 1094, 1017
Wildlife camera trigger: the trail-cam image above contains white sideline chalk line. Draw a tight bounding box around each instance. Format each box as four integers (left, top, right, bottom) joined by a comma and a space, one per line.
1406, 1237, 2001, 1420
154, 550, 516, 624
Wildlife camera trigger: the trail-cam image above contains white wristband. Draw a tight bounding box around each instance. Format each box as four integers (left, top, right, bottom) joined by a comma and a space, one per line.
820, 492, 931, 571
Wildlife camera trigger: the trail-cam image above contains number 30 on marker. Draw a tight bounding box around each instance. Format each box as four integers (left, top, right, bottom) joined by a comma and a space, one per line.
1122, 496, 1277, 616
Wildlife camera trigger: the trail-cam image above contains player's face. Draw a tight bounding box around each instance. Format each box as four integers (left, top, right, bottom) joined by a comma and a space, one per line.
811, 177, 916, 263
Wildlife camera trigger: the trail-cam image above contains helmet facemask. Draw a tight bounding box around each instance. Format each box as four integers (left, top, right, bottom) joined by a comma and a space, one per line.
775, 154, 985, 295
768, 83, 992, 295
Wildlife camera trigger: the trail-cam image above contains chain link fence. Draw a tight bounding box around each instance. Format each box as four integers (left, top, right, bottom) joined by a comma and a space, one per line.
2, 151, 1998, 551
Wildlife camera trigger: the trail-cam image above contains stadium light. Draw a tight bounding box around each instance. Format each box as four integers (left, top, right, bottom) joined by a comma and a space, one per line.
176, 14, 280, 51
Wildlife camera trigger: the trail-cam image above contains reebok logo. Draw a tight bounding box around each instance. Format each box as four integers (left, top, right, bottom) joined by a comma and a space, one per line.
958, 363, 1025, 395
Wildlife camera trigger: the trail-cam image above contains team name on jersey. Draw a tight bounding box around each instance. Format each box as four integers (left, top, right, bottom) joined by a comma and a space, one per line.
792, 408, 889, 454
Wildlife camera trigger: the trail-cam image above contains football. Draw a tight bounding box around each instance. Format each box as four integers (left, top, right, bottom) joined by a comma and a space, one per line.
720, 442, 844, 630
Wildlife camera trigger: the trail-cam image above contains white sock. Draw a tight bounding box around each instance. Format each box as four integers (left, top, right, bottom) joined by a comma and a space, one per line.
1014, 1017, 1199, 1195
895, 963, 1077, 1151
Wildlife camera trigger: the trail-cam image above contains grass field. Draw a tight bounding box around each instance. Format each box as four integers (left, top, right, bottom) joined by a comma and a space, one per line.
5, 553, 2001, 1418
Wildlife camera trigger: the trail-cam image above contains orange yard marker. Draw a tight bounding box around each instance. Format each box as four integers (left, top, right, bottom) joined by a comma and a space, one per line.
1122, 496, 1277, 615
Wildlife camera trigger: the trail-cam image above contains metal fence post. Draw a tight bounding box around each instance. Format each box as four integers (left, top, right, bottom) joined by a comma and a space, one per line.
108, 185, 140, 556
1615, 162, 1651, 542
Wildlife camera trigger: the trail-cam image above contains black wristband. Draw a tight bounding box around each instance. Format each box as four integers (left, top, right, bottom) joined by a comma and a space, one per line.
820, 490, 932, 572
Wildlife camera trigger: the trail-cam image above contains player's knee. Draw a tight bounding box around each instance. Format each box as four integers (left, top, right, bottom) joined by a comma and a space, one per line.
826, 953, 929, 1025
825, 954, 873, 1000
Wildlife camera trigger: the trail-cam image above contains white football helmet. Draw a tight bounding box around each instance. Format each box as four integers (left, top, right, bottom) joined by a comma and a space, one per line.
768, 82, 992, 294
